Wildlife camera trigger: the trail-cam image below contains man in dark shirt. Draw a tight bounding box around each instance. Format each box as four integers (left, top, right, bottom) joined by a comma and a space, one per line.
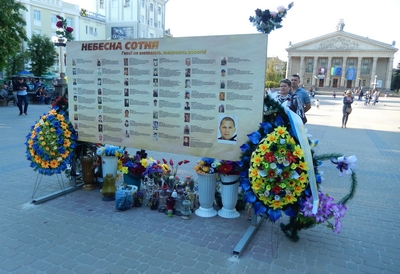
13, 77, 29, 115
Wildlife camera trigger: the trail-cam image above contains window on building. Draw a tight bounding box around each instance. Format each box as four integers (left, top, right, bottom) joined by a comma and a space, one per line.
66, 17, 73, 28
149, 18, 153, 26
158, 6, 161, 15
150, 3, 153, 11
149, 32, 154, 38
34, 29, 41, 34
89, 27, 94, 35
112, 0, 117, 8
319, 58, 327, 68
141, 0, 145, 8
140, 15, 144, 23
141, 30, 144, 38
33, 10, 41, 21
125, 0, 130, 7
100, 0, 104, 8
332, 58, 342, 67
51, 14, 58, 24
157, 21, 161, 28
86, 26, 88, 34
347, 59, 356, 69
361, 59, 371, 74
305, 58, 313, 73
94, 28, 97, 36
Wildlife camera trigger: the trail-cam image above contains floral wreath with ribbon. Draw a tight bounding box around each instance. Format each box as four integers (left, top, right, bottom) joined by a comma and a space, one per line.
239, 95, 358, 242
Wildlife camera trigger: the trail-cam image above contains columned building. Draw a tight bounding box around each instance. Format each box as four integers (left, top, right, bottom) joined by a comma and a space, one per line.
286, 26, 398, 90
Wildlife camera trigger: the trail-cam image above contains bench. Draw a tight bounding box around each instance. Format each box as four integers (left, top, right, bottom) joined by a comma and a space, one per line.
0, 99, 6, 106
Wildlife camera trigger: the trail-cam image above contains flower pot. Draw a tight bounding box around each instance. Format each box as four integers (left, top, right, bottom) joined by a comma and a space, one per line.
218, 174, 240, 219
101, 156, 118, 179
81, 156, 96, 191
195, 173, 217, 218
123, 172, 142, 190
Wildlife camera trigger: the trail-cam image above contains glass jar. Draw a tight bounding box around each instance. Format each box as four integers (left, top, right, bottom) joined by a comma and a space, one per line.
181, 200, 191, 219
102, 173, 116, 201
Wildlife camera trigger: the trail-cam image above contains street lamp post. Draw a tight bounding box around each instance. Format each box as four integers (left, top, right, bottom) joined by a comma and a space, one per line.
54, 36, 67, 85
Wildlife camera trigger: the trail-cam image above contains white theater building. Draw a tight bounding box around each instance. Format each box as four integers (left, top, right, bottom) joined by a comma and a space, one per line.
286, 23, 398, 90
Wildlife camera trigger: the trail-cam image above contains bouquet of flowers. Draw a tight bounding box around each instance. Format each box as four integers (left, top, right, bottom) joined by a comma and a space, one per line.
159, 158, 190, 190
118, 149, 148, 176
96, 145, 124, 157
142, 158, 164, 182
216, 160, 241, 175
26, 107, 77, 176
193, 158, 220, 174
249, 2, 294, 34
55, 15, 74, 41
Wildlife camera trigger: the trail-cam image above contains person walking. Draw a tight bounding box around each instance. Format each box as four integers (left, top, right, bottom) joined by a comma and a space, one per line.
358, 88, 364, 101
342, 90, 354, 128
13, 77, 29, 115
372, 90, 378, 105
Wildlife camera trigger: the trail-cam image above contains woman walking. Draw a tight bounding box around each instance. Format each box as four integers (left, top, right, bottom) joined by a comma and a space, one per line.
342, 90, 354, 128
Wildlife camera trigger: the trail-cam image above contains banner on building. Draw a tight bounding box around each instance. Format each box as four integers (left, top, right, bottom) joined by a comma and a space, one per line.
346, 68, 356, 80
331, 67, 342, 76
66, 34, 267, 160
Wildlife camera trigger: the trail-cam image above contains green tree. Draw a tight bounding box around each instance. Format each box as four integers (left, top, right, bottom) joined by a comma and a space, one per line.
6, 51, 29, 77
391, 67, 400, 93
0, 0, 28, 72
26, 34, 57, 76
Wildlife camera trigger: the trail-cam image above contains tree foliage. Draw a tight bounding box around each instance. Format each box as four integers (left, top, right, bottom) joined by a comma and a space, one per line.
391, 67, 400, 93
0, 0, 28, 72
26, 34, 57, 76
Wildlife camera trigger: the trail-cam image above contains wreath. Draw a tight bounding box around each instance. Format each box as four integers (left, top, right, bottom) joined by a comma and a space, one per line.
26, 102, 77, 176
239, 95, 358, 242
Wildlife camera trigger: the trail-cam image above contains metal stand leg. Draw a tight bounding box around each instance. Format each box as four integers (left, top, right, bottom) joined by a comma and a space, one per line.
233, 207, 265, 257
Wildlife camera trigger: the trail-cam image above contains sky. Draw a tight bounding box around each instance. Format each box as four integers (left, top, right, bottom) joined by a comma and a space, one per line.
67, 0, 400, 67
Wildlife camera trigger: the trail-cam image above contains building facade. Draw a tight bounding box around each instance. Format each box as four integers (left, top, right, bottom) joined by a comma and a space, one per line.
92, 0, 167, 39
286, 28, 398, 90
15, 0, 168, 75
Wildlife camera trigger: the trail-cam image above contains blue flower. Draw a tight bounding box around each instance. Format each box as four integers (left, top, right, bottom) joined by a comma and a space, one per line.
267, 208, 281, 222
254, 202, 267, 215
240, 143, 250, 152
260, 122, 273, 134
247, 131, 261, 144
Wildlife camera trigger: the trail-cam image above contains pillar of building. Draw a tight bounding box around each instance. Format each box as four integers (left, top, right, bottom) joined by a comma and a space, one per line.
341, 57, 347, 87
299, 56, 305, 83
356, 57, 362, 88
312, 57, 318, 86
370, 57, 378, 89
326, 57, 332, 87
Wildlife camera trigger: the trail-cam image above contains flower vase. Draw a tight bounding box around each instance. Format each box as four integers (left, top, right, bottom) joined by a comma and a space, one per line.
81, 156, 96, 191
102, 173, 116, 201
101, 156, 118, 180
195, 173, 217, 218
123, 172, 142, 190
218, 174, 241, 219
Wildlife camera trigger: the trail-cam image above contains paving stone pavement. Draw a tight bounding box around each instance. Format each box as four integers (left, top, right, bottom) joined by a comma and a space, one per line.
0, 94, 399, 274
